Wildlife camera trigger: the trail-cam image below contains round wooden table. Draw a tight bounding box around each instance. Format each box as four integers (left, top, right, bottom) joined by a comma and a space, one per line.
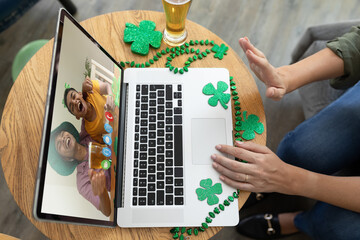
0, 10, 266, 240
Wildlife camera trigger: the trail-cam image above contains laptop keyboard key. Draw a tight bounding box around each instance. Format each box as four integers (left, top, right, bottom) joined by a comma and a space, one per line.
175, 188, 184, 196
157, 191, 164, 205
157, 181, 165, 189
139, 188, 146, 196
139, 198, 146, 205
166, 195, 173, 205
148, 193, 155, 205
175, 179, 183, 186
175, 197, 184, 205
133, 197, 137, 206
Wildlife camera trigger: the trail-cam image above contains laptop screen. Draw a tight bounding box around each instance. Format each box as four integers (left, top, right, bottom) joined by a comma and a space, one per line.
34, 9, 123, 226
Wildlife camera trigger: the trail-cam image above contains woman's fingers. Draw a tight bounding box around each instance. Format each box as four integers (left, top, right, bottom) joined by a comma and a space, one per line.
234, 141, 270, 154
212, 154, 253, 179
219, 174, 253, 192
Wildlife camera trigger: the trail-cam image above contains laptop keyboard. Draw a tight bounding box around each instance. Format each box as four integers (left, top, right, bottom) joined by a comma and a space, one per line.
132, 84, 184, 206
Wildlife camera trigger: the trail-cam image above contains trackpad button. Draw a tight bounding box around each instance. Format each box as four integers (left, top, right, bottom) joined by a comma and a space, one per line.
191, 118, 227, 165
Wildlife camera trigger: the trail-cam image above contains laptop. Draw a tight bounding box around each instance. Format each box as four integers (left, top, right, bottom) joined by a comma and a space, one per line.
33, 8, 238, 228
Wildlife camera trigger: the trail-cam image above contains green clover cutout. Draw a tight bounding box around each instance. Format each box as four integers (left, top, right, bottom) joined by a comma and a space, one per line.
235, 111, 264, 140
211, 43, 229, 60
202, 81, 231, 109
123, 20, 163, 56
196, 178, 223, 206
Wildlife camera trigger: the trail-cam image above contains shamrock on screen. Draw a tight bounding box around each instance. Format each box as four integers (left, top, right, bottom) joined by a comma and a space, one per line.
202, 81, 231, 109
235, 111, 264, 140
196, 178, 223, 206
211, 43, 229, 60
123, 20, 163, 55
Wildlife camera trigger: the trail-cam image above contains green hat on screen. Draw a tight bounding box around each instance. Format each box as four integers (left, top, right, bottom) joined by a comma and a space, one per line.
48, 121, 80, 176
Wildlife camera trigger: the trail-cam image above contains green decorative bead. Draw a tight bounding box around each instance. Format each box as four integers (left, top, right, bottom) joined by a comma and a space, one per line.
173, 232, 179, 239
230, 76, 234, 80
130, 61, 135, 67
235, 121, 241, 126
235, 116, 242, 121
228, 196, 234, 202
235, 132, 241, 137
135, 63, 140, 68
194, 228, 198, 236
167, 57, 172, 61
170, 66, 174, 71
214, 207, 220, 214
185, 48, 189, 54
231, 86, 237, 90
195, 49, 200, 54
179, 69, 184, 74
180, 49, 185, 54
202, 222, 208, 228
198, 54, 203, 59
185, 61, 190, 65
181, 227, 186, 234
235, 106, 241, 110
171, 47, 176, 53
224, 200, 230, 206
191, 48, 195, 53
206, 49, 211, 53
188, 57, 193, 63
202, 52, 207, 57
187, 228, 192, 235
210, 40, 215, 45
236, 138, 243, 142
175, 51, 180, 56
193, 55, 198, 60
174, 68, 178, 74
171, 53, 176, 58
145, 62, 150, 67
232, 91, 238, 96
176, 46, 180, 51
153, 56, 159, 61
181, 45, 185, 49
195, 40, 199, 45
233, 96, 239, 100
179, 234, 184, 240
190, 40, 194, 45
141, 63, 145, 68
233, 192, 239, 198
166, 47, 170, 53
200, 40, 204, 45
185, 42, 189, 47
149, 59, 154, 64
205, 39, 209, 45
219, 204, 225, 211
161, 49, 166, 55
125, 61, 130, 64
120, 61, 125, 67
183, 67, 188, 72
157, 52, 162, 57
235, 111, 241, 116
206, 217, 212, 223
199, 227, 205, 232
235, 101, 240, 105
230, 81, 236, 85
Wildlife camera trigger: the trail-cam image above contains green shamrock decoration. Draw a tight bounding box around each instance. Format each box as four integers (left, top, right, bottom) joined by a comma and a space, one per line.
211, 43, 229, 60
62, 83, 71, 108
123, 20, 163, 55
196, 178, 223, 206
202, 81, 231, 109
235, 111, 264, 140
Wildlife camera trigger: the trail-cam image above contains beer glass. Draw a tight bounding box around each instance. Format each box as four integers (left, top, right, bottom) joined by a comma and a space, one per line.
89, 142, 111, 169
162, 0, 192, 46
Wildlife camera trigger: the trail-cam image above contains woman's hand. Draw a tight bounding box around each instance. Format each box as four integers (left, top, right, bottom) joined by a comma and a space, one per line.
212, 141, 294, 194
88, 169, 107, 196
239, 37, 288, 101
104, 95, 115, 112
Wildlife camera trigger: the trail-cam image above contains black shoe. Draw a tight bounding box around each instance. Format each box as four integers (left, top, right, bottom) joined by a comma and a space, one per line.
236, 213, 285, 239
242, 192, 268, 209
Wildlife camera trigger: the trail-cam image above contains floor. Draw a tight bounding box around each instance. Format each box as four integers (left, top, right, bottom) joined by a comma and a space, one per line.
1, 0, 360, 239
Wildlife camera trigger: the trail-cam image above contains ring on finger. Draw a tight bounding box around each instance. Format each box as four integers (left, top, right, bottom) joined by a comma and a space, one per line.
244, 174, 249, 183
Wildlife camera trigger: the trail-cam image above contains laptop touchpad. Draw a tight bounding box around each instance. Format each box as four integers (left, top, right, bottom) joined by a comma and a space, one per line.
191, 118, 227, 165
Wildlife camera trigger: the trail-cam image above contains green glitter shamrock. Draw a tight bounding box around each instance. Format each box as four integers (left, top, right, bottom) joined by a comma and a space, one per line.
123, 20, 163, 55
211, 43, 229, 60
62, 83, 71, 108
202, 81, 231, 109
196, 178, 223, 206
236, 111, 264, 140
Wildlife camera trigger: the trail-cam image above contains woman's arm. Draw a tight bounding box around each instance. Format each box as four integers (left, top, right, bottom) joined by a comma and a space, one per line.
239, 37, 344, 100
212, 141, 360, 213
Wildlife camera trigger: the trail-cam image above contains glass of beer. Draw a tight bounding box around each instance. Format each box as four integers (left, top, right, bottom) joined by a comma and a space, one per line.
162, 0, 192, 46
89, 142, 111, 169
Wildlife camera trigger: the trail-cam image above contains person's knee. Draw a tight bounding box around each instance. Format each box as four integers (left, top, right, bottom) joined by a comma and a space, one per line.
276, 131, 304, 166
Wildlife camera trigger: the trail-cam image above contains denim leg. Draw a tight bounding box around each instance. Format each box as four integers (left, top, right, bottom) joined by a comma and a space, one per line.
294, 201, 360, 240
277, 81, 360, 174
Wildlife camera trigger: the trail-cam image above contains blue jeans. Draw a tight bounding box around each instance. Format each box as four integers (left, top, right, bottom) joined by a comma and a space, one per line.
277, 81, 360, 240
